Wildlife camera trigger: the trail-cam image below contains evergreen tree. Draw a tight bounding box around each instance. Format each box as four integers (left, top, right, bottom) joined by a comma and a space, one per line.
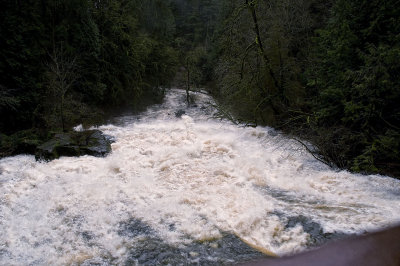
307, 0, 400, 175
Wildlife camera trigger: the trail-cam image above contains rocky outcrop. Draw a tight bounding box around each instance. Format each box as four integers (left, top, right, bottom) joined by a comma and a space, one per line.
35, 130, 112, 161
175, 109, 186, 118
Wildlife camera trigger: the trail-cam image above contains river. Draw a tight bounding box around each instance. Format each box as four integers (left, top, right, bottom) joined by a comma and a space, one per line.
1, 89, 400, 265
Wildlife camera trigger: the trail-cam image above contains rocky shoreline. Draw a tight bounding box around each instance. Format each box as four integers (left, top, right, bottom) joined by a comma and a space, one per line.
0, 129, 112, 161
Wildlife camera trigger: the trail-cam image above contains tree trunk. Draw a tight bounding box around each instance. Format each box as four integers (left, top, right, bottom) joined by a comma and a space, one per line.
60, 94, 65, 132
245, 0, 280, 91
186, 59, 190, 104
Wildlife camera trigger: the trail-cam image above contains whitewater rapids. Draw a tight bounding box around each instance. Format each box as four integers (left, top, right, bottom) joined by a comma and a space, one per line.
1, 89, 400, 265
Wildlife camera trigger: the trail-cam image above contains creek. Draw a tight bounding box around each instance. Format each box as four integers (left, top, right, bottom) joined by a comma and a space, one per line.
1, 89, 400, 265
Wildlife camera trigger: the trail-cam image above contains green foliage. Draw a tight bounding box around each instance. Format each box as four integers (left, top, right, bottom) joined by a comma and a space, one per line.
0, 88, 19, 112
0, 128, 42, 157
0, 0, 178, 135
213, 0, 317, 125
170, 0, 222, 86
138, 0, 176, 41
210, 0, 399, 177
306, 0, 400, 176
1, 0, 399, 177
185, 47, 208, 88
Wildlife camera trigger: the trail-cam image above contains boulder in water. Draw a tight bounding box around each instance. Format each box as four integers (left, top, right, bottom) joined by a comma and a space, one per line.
35, 130, 112, 161
175, 110, 186, 118
268, 129, 278, 137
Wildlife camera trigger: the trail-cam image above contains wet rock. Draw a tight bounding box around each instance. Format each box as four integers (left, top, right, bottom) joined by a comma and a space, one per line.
285, 215, 348, 246
175, 109, 186, 118
118, 219, 154, 238
268, 130, 278, 137
35, 130, 112, 161
80, 130, 112, 157
286, 215, 323, 237
80, 231, 95, 242
121, 218, 266, 265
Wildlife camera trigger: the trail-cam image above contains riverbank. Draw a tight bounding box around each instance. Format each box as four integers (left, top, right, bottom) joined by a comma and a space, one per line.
0, 88, 165, 159
1, 89, 399, 264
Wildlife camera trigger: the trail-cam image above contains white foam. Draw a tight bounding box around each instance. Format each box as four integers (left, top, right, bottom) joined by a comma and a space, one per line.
73, 124, 84, 132
1, 89, 400, 264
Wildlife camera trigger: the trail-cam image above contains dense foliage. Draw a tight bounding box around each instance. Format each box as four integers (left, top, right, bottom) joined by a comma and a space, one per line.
0, 0, 399, 177
307, 0, 400, 175
208, 0, 399, 177
0, 0, 178, 134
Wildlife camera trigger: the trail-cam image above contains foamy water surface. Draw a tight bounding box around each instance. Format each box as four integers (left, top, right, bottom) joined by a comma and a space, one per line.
1, 89, 400, 265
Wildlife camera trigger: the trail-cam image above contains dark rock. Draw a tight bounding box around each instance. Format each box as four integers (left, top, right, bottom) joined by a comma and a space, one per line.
35, 139, 63, 160
81, 130, 112, 157
268, 130, 278, 137
80, 231, 95, 242
285, 215, 348, 246
56, 145, 81, 157
175, 109, 186, 118
121, 218, 265, 265
118, 218, 154, 238
35, 130, 112, 161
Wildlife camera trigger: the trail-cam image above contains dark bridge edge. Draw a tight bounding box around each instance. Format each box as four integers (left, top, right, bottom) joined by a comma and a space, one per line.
239, 224, 400, 266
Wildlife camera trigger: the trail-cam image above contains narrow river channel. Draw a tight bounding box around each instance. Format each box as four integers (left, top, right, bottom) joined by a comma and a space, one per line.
1, 89, 400, 265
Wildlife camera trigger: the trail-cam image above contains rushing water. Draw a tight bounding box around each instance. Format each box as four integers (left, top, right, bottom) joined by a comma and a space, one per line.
1, 89, 400, 265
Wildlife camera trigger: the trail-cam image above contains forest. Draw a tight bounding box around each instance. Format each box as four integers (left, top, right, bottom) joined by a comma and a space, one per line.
1, 0, 399, 178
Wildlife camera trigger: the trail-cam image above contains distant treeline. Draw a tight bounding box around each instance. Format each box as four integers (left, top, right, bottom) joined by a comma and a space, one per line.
0, 0, 399, 177
0, 0, 179, 134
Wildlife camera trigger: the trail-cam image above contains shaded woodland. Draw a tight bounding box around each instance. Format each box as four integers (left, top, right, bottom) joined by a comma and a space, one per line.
0, 0, 399, 177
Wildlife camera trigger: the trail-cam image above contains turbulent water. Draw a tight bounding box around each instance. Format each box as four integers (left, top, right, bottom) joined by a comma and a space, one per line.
1, 89, 400, 265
